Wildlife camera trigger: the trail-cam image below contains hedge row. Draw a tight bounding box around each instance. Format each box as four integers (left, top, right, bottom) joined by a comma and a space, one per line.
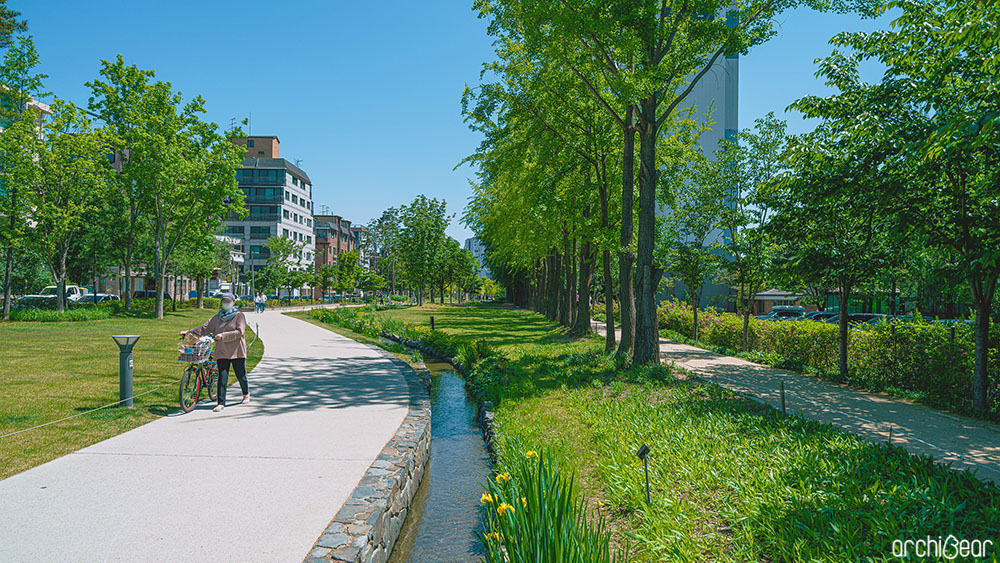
657, 300, 1000, 414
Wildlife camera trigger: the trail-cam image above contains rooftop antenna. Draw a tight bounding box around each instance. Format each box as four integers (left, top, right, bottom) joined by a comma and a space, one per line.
228, 116, 236, 131
248, 112, 252, 136
319, 204, 331, 215
294, 158, 303, 167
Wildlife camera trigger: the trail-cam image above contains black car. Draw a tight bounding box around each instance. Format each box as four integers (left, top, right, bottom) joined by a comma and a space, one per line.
132, 290, 173, 301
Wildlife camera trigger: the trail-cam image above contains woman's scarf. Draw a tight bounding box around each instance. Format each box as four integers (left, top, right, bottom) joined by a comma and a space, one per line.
218, 305, 240, 323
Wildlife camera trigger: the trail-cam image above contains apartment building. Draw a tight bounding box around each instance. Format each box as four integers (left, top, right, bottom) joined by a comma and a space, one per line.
464, 237, 491, 279
313, 214, 354, 269
224, 136, 315, 287
350, 226, 371, 268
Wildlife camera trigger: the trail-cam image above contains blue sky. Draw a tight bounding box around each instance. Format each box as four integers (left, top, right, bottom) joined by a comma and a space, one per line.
18, 1, 890, 242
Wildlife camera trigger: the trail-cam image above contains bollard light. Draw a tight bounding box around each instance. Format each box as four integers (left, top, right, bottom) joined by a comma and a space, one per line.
111, 335, 140, 408
636, 444, 651, 506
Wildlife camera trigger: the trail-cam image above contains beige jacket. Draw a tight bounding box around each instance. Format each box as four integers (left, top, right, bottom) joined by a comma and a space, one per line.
186, 312, 247, 359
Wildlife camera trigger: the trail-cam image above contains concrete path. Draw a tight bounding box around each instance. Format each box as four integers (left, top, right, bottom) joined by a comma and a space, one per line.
594, 322, 1000, 485
0, 310, 410, 562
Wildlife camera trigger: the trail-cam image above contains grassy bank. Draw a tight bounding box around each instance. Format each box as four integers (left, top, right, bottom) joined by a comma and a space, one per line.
0, 309, 262, 479
312, 303, 1000, 562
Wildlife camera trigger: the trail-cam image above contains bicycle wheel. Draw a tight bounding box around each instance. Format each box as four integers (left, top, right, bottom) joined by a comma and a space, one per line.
179, 365, 202, 413
206, 362, 219, 402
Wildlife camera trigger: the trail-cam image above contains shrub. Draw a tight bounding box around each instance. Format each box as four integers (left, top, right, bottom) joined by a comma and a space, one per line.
658, 300, 999, 414
478, 451, 623, 563
9, 307, 111, 322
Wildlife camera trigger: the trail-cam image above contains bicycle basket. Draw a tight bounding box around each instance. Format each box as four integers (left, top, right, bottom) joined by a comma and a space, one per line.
177, 336, 213, 363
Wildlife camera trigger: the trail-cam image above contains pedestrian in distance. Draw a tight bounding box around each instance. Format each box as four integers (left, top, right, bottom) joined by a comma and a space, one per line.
259, 292, 267, 313
179, 293, 249, 412
253, 292, 262, 313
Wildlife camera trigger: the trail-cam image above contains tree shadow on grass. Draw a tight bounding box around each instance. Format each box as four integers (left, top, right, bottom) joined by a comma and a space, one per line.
666, 389, 1000, 560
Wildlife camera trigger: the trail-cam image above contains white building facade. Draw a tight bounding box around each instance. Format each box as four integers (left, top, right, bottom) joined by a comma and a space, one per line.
224, 157, 316, 284
660, 19, 739, 310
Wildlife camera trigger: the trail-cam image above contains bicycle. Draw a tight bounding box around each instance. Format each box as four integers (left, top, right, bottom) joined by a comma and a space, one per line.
177, 335, 219, 413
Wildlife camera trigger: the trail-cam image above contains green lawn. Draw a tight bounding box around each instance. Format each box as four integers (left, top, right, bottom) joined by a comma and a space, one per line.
0, 309, 262, 479
312, 303, 1000, 562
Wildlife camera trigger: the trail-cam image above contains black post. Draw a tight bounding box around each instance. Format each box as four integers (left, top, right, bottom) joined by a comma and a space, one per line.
636, 444, 650, 506
780, 381, 786, 415
112, 335, 140, 408
430, 316, 435, 331
950, 325, 956, 341
643, 456, 650, 506
119, 349, 133, 408
888, 425, 893, 444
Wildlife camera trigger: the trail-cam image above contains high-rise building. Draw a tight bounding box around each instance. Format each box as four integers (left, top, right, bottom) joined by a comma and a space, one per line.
224, 136, 315, 288
464, 237, 491, 279
660, 30, 739, 310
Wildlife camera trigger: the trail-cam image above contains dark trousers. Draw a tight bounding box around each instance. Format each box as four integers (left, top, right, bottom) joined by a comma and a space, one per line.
216, 358, 248, 405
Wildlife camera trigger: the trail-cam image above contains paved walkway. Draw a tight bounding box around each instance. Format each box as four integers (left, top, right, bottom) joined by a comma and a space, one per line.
594, 322, 1000, 485
0, 310, 410, 562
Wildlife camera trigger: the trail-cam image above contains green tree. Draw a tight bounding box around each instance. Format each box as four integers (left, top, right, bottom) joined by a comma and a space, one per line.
87, 56, 247, 318
0, 34, 46, 320
712, 113, 787, 350
28, 100, 110, 312
765, 125, 893, 379
262, 235, 303, 304
798, 0, 1000, 411
314, 263, 336, 302
335, 250, 361, 295
399, 195, 449, 305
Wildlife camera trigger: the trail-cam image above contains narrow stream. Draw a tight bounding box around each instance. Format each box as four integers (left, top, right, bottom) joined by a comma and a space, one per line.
388, 360, 491, 563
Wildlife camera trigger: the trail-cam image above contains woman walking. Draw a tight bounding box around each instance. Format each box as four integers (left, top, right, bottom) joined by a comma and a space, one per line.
180, 293, 249, 412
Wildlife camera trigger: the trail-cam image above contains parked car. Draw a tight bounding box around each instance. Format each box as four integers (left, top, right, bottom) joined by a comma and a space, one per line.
758, 305, 806, 321
34, 284, 89, 302
78, 294, 121, 304
801, 311, 838, 323
132, 290, 173, 301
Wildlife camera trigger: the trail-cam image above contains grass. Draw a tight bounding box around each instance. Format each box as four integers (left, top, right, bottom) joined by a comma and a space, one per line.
0, 308, 263, 479
315, 303, 1000, 562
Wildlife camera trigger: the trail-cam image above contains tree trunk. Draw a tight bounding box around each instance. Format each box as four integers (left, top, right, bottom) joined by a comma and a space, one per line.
633, 97, 661, 366
56, 277, 66, 313
603, 249, 615, 352
691, 291, 699, 341
171, 274, 177, 312
560, 232, 571, 328
970, 271, 997, 412
124, 249, 133, 311
93, 250, 100, 301
570, 236, 578, 328
154, 236, 164, 320
572, 237, 593, 335
617, 107, 637, 361
197, 276, 205, 309
3, 246, 13, 321
838, 282, 852, 380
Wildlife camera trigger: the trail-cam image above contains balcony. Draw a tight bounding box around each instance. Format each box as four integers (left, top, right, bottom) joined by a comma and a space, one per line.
245, 214, 280, 222
244, 195, 283, 205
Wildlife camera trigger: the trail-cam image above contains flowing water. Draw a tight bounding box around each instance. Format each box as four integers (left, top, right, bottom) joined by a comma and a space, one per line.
388, 360, 491, 563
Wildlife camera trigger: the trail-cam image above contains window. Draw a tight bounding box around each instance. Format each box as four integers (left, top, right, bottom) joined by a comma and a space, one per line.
283, 210, 290, 219
307, 218, 312, 227
292, 194, 298, 204
306, 235, 312, 244
283, 228, 289, 237
248, 139, 255, 148
257, 151, 264, 155
293, 177, 298, 186
225, 225, 245, 235
285, 191, 290, 200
